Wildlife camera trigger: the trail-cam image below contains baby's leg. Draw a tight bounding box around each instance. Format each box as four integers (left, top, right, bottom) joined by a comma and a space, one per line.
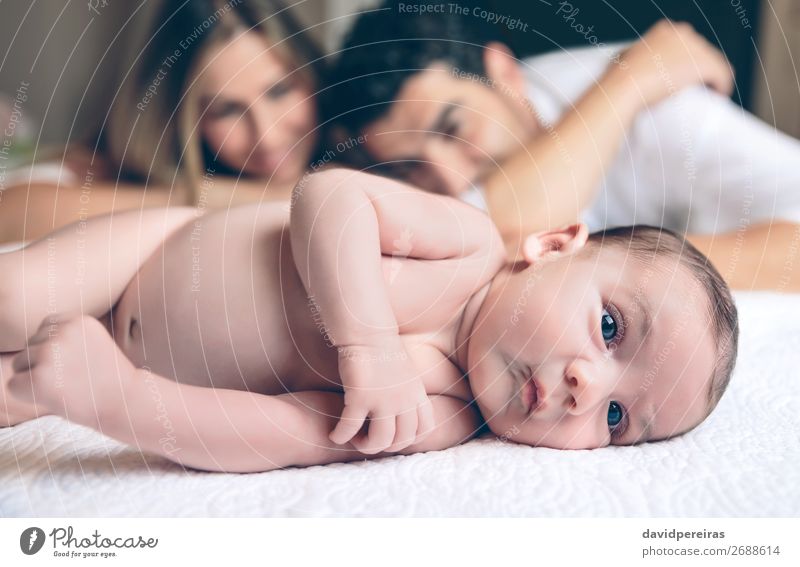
0, 206, 196, 352
6, 314, 476, 471
3, 313, 353, 471
0, 351, 44, 426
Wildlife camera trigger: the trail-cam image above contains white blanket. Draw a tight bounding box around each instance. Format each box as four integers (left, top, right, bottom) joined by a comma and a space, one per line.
2, 291, 798, 517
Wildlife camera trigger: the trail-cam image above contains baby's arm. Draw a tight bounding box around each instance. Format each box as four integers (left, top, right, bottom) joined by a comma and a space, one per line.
7, 314, 480, 472
290, 168, 504, 452
0, 206, 196, 351
290, 167, 506, 347
119, 383, 479, 473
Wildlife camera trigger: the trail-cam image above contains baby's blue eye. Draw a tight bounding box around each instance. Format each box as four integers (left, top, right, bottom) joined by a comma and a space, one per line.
608, 401, 624, 429
601, 308, 618, 344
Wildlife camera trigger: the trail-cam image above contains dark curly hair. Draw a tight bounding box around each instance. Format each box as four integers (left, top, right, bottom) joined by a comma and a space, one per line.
323, 0, 504, 135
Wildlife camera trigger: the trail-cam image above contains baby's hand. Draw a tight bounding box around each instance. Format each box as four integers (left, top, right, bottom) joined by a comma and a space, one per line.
7, 314, 138, 430
613, 20, 734, 106
332, 340, 434, 454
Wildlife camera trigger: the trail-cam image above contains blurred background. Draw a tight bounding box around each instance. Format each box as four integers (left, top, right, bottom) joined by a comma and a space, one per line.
0, 0, 797, 153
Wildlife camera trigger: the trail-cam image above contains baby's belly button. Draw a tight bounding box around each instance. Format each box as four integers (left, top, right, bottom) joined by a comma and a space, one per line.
110, 302, 137, 352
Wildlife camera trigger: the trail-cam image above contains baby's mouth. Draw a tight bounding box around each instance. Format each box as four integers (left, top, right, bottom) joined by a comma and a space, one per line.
524, 373, 541, 415
515, 363, 542, 415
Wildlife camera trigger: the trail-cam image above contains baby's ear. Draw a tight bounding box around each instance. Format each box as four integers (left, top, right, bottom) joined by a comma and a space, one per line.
522, 223, 589, 264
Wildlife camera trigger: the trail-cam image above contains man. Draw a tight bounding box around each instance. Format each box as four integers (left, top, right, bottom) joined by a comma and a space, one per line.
325, 2, 800, 291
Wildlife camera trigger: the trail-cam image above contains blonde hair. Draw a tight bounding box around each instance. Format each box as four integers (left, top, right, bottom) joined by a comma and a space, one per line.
98, 0, 323, 204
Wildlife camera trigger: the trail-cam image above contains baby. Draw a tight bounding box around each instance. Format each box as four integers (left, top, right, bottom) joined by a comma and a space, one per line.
0, 168, 738, 472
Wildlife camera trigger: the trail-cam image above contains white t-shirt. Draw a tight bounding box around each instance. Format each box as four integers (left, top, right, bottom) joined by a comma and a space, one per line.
461, 43, 800, 234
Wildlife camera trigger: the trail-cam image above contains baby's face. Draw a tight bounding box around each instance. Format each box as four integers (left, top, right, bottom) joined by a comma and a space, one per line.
467, 244, 717, 449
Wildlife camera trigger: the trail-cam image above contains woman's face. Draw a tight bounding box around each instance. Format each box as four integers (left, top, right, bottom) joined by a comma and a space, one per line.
198, 31, 318, 184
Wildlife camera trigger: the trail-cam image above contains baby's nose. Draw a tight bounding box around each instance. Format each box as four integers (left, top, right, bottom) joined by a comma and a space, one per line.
564, 360, 613, 415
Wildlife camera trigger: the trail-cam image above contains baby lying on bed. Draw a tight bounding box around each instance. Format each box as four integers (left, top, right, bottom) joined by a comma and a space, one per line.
0, 169, 738, 472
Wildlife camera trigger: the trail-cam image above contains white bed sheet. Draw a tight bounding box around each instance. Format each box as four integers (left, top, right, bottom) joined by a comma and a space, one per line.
1, 291, 799, 517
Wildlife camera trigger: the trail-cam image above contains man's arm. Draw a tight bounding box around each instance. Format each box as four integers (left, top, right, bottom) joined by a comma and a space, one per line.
483, 67, 642, 253
481, 21, 733, 252
0, 206, 196, 351
687, 221, 800, 292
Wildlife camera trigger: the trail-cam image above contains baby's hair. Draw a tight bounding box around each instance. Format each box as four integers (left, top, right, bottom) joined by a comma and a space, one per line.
584, 225, 739, 424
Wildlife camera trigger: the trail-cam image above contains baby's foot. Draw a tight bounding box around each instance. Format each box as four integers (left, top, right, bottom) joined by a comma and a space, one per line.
7, 314, 138, 430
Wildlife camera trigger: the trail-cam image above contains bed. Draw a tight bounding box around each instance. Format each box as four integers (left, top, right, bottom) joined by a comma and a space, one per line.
1, 290, 798, 517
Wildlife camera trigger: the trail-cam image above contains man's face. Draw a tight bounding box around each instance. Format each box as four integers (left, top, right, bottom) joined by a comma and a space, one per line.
362, 63, 537, 197
466, 245, 718, 449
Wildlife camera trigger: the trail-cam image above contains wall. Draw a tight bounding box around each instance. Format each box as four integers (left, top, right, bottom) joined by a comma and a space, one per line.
752, 0, 800, 137
0, 1, 139, 146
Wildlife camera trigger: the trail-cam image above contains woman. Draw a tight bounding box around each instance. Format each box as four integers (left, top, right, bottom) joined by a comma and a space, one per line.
0, 0, 324, 244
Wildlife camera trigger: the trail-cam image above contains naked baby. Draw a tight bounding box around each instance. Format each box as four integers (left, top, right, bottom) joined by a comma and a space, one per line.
0, 169, 738, 472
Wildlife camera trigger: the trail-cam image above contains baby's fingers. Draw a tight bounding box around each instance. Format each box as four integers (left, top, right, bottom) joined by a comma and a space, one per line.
352, 413, 395, 455
701, 51, 733, 95
385, 410, 418, 453
329, 405, 368, 445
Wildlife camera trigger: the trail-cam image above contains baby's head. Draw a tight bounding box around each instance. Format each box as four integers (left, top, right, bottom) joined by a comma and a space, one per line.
467, 223, 738, 449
